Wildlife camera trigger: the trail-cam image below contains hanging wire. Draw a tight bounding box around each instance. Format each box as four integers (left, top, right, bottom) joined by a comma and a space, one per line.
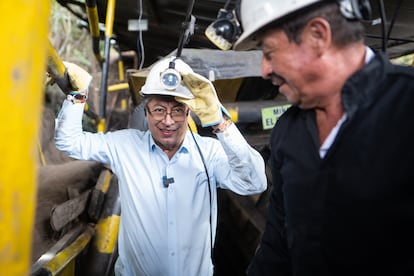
223, 0, 233, 10
386, 0, 403, 44
378, 0, 388, 52
137, 0, 145, 69
176, 0, 196, 58
189, 125, 215, 265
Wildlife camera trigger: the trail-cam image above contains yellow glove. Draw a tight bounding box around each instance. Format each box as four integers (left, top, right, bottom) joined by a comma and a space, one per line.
63, 61, 92, 103
176, 72, 230, 127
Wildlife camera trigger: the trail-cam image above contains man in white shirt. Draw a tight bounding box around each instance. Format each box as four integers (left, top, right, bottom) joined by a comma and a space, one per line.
55, 57, 267, 276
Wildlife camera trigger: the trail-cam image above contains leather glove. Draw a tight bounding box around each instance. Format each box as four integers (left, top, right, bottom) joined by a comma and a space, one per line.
176, 72, 230, 127
63, 61, 92, 103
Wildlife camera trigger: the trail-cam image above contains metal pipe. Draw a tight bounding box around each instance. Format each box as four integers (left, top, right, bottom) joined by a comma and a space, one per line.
86, 0, 104, 64
99, 0, 116, 127
176, 0, 195, 58
46, 39, 72, 93
223, 100, 289, 123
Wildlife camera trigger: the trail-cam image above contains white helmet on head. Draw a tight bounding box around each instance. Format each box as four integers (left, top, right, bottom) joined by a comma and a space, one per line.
140, 56, 194, 99
234, 0, 321, 50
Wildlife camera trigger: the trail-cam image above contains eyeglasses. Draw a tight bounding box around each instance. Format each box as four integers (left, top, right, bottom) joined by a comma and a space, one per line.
146, 107, 189, 122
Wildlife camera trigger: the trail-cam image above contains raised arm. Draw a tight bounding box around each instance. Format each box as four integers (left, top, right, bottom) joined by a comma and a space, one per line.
176, 71, 267, 195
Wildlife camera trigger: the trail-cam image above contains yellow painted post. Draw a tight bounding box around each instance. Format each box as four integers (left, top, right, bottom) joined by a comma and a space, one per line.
0, 1, 50, 275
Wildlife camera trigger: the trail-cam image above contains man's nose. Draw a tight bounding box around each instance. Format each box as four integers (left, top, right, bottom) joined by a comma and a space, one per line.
261, 58, 273, 79
162, 112, 175, 123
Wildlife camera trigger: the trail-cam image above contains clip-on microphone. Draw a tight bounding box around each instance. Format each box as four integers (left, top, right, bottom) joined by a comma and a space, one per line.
163, 176, 175, 188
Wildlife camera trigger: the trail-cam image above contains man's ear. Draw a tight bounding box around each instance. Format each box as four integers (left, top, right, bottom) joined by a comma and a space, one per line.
303, 17, 331, 54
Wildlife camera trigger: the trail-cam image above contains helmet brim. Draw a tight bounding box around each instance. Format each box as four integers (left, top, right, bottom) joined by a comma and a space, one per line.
140, 88, 194, 99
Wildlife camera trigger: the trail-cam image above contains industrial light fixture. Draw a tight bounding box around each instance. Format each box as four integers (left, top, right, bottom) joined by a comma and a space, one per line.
205, 0, 241, 50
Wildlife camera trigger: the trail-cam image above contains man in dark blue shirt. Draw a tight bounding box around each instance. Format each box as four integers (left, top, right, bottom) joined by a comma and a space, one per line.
234, 0, 414, 275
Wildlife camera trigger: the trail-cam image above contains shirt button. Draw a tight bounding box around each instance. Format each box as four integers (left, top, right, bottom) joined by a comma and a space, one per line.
170, 252, 175, 256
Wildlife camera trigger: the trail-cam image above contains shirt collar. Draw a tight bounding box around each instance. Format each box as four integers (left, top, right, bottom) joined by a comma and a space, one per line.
148, 130, 190, 154
365, 46, 375, 64
342, 48, 390, 119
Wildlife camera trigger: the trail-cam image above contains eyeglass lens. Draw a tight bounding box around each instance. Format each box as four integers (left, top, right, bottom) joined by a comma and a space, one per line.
148, 108, 187, 121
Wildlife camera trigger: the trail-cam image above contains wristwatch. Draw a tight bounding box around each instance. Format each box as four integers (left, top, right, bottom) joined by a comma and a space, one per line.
66, 92, 87, 104
212, 118, 232, 134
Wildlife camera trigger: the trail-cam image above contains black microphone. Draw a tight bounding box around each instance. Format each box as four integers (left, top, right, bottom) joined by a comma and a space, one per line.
163, 176, 175, 188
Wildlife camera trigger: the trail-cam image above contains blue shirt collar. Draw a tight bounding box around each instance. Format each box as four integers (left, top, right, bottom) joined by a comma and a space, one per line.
148, 130, 189, 154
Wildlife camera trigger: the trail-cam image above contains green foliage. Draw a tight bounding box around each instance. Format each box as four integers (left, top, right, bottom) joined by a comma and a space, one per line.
49, 1, 92, 68
47, 1, 98, 132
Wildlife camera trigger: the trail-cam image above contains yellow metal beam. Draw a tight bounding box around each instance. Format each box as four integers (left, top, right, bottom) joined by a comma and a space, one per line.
42, 226, 94, 275
0, 1, 51, 275
108, 82, 129, 92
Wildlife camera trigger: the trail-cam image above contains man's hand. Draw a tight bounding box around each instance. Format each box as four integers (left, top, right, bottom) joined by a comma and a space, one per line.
176, 72, 230, 127
63, 61, 92, 103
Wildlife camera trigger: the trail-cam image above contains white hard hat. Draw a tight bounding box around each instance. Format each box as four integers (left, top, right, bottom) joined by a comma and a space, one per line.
140, 56, 194, 99
234, 0, 321, 50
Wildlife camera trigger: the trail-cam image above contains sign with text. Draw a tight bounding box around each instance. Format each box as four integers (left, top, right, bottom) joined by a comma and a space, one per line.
261, 104, 291, 130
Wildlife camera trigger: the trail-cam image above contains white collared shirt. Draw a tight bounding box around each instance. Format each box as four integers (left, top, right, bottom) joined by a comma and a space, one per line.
55, 100, 266, 276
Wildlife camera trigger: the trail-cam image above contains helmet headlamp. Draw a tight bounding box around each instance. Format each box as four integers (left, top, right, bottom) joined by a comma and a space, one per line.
160, 61, 181, 91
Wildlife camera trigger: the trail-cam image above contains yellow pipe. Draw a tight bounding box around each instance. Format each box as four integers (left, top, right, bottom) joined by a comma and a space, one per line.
116, 60, 128, 110
47, 39, 66, 78
188, 117, 198, 133
108, 82, 129, 92
105, 0, 116, 37
97, 118, 106, 133
86, 5, 100, 37
118, 59, 125, 81
0, 1, 51, 275
38, 141, 47, 166
47, 40, 72, 93
86, 1, 104, 63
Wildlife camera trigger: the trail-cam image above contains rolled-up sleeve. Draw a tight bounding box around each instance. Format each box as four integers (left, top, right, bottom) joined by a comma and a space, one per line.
214, 123, 267, 195
55, 100, 113, 165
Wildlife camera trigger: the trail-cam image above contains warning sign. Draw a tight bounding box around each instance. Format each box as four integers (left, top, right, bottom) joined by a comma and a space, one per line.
261, 104, 291, 130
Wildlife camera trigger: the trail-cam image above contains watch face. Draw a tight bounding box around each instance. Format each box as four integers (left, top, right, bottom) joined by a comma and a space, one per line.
161, 69, 180, 90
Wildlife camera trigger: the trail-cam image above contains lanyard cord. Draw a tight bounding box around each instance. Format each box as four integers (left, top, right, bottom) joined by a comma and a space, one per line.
189, 125, 215, 265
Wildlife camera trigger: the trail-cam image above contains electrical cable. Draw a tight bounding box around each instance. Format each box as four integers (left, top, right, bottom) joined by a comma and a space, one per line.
223, 0, 232, 10
386, 0, 403, 45
189, 125, 215, 265
378, 0, 388, 52
137, 0, 145, 69
176, 0, 196, 58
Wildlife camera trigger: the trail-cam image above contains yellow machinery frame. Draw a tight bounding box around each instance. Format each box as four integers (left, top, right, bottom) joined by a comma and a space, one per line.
0, 1, 51, 275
